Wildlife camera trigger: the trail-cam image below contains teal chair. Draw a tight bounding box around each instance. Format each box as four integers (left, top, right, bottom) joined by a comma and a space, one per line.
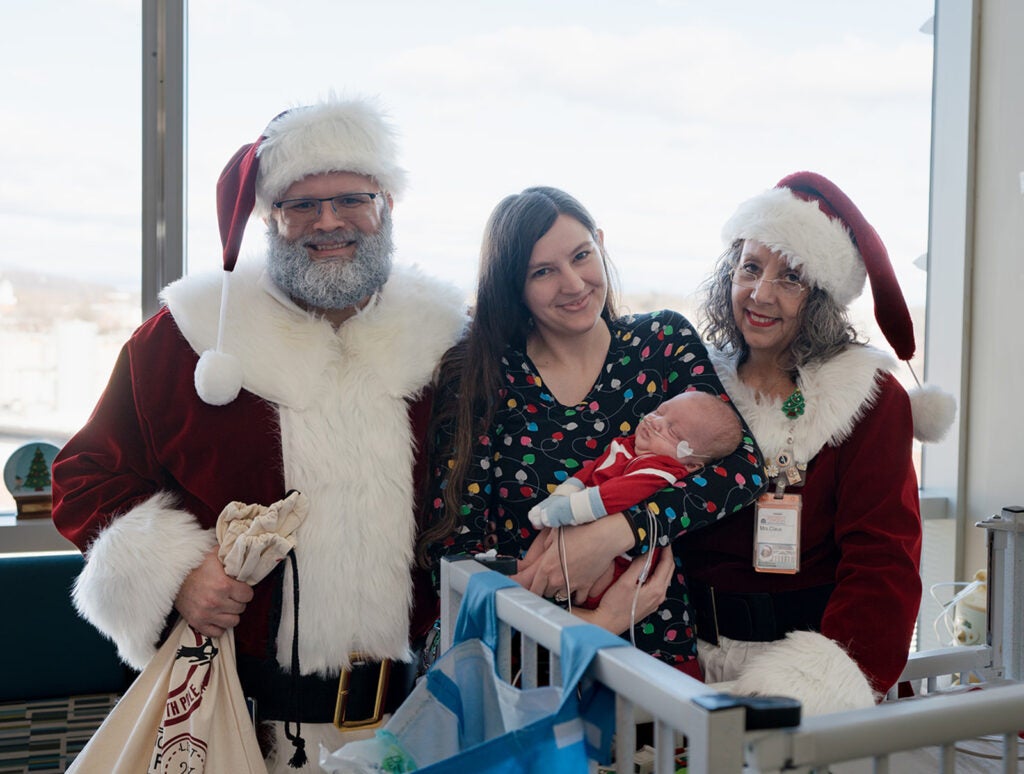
0, 552, 134, 701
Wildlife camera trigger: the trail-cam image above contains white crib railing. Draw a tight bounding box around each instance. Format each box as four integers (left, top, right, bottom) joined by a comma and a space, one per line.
439, 506, 1024, 773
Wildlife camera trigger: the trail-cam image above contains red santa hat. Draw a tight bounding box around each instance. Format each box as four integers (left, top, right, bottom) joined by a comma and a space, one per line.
194, 96, 407, 406
722, 171, 955, 443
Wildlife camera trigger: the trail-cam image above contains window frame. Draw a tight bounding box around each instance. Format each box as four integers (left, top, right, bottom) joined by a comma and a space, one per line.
141, 0, 187, 320
141, 1, 972, 563
918, 0, 977, 579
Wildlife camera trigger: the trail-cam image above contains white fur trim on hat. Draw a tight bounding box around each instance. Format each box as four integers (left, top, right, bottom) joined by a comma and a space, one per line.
722, 187, 867, 306
255, 96, 407, 215
731, 630, 876, 716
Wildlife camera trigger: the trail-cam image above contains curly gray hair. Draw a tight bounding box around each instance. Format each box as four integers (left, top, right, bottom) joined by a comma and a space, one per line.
699, 240, 863, 370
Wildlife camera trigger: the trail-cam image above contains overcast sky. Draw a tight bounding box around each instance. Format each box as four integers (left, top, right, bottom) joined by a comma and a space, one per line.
1, 0, 934, 311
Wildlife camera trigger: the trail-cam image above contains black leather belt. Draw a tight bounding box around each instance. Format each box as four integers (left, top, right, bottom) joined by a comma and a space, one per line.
238, 651, 420, 728
690, 580, 835, 645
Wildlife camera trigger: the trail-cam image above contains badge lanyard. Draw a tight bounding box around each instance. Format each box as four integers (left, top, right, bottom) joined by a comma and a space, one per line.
754, 387, 805, 574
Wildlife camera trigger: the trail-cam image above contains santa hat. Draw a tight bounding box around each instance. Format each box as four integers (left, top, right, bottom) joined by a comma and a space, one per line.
194, 96, 407, 406
722, 171, 955, 443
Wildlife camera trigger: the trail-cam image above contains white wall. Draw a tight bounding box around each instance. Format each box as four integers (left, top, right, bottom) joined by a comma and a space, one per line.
963, 0, 1024, 572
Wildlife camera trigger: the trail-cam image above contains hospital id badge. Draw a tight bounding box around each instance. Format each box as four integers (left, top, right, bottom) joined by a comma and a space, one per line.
753, 493, 801, 573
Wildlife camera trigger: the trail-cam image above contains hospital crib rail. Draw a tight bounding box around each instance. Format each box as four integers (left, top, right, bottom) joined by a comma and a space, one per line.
439, 506, 1024, 773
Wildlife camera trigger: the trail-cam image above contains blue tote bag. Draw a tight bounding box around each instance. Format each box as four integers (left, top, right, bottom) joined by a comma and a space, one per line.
321, 571, 628, 773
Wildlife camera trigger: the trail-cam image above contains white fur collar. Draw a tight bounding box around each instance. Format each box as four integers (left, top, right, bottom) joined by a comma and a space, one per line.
710, 346, 896, 463
161, 258, 467, 409
162, 256, 466, 671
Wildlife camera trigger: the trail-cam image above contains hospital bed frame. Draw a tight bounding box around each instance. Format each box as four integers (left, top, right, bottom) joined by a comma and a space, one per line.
439, 506, 1024, 773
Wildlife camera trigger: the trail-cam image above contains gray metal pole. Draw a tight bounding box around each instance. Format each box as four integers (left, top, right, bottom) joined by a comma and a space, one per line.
141, 0, 187, 319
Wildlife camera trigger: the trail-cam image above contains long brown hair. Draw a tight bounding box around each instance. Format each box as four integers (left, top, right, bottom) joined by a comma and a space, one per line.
415, 187, 619, 566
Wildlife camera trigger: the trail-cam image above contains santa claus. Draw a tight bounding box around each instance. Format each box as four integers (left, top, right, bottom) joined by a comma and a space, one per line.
52, 95, 467, 771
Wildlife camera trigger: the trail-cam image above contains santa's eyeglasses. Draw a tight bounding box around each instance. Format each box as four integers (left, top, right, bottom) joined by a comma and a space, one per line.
273, 192, 381, 226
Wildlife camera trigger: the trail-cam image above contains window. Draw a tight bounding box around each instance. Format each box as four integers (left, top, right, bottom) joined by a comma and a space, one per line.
0, 3, 141, 516
2, 2, 936, 525
185, 1, 933, 339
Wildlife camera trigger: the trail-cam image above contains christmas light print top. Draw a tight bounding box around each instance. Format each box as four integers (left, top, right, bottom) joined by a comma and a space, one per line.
427, 309, 765, 667
430, 309, 764, 564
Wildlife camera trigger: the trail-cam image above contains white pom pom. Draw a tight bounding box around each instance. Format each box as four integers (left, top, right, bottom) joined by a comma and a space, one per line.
194, 349, 243, 406
909, 384, 957, 443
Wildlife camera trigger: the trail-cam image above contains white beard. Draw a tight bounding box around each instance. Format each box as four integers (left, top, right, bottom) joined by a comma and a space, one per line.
266, 207, 394, 311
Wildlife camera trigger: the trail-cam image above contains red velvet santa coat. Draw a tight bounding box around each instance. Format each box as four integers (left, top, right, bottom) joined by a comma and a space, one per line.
52, 261, 467, 675
677, 345, 922, 696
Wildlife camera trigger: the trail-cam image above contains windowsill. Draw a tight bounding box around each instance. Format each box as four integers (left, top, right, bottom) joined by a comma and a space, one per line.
0, 515, 77, 554
920, 491, 951, 520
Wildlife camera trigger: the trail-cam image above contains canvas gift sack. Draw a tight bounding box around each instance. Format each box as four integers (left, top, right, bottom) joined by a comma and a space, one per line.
68, 491, 308, 773
321, 571, 628, 774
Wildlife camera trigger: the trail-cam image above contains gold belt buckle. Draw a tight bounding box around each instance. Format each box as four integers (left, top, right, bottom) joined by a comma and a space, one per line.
334, 652, 392, 730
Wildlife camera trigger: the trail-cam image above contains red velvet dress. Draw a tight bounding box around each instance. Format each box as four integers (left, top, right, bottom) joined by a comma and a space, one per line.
677, 346, 922, 694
